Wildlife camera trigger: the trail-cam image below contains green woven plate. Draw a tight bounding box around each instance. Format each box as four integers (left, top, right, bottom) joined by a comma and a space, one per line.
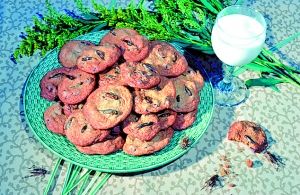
24, 31, 214, 173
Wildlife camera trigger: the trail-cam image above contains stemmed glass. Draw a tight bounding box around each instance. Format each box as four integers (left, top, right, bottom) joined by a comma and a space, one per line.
211, 5, 266, 106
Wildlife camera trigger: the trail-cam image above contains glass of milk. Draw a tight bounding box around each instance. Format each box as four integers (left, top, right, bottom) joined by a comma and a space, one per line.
211, 5, 266, 106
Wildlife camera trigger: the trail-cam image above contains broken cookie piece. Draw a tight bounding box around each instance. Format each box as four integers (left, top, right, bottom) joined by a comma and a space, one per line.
228, 121, 268, 153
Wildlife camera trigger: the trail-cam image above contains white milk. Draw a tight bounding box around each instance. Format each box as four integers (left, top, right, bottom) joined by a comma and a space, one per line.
211, 14, 266, 66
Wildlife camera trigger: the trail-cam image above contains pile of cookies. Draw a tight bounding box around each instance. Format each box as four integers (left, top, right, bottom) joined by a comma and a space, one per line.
41, 28, 204, 156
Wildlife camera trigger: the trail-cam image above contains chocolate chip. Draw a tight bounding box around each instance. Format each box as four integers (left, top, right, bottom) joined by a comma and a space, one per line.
105, 92, 119, 100
49, 73, 65, 79
176, 95, 180, 102
81, 124, 88, 133
184, 86, 192, 96
64, 117, 74, 130
137, 122, 154, 129
144, 96, 153, 104
143, 63, 157, 73
157, 112, 171, 118
96, 50, 105, 60
80, 41, 91, 46
110, 29, 116, 36
244, 135, 257, 144
82, 56, 93, 61
153, 85, 162, 91
123, 39, 134, 46
100, 109, 120, 115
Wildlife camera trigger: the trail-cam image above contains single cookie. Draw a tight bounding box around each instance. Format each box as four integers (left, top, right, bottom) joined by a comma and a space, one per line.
59, 40, 95, 68
40, 67, 73, 101
170, 78, 199, 113
157, 110, 177, 129
134, 77, 176, 114
123, 114, 161, 141
121, 35, 149, 62
83, 85, 133, 129
76, 44, 121, 74
100, 28, 149, 62
64, 111, 110, 146
100, 28, 139, 47
228, 121, 268, 153
76, 135, 125, 155
58, 69, 96, 104
142, 41, 188, 76
122, 113, 140, 129
123, 127, 174, 156
44, 103, 67, 135
172, 110, 197, 130
120, 62, 160, 89
63, 103, 84, 117
98, 63, 126, 86
180, 67, 204, 91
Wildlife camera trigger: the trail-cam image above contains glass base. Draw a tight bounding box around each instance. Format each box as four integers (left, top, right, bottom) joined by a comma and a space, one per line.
213, 76, 249, 107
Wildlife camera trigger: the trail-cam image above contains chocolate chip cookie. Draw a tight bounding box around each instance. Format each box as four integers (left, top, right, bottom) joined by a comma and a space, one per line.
228, 121, 268, 153
142, 41, 188, 76
123, 127, 174, 156
123, 114, 161, 141
83, 85, 133, 129
120, 62, 160, 89
76, 135, 125, 155
57, 69, 96, 104
134, 77, 176, 114
170, 78, 199, 113
100, 28, 149, 62
65, 111, 110, 146
44, 103, 67, 135
76, 44, 121, 74
172, 110, 197, 130
59, 40, 95, 68
40, 67, 72, 101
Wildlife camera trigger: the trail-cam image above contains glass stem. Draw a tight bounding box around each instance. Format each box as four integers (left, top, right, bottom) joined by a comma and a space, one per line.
218, 64, 235, 92
223, 64, 235, 84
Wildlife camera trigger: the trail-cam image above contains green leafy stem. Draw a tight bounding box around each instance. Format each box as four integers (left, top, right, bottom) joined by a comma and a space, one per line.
12, 0, 300, 90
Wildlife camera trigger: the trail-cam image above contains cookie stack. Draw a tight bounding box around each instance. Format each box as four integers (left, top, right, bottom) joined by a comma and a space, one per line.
41, 28, 204, 156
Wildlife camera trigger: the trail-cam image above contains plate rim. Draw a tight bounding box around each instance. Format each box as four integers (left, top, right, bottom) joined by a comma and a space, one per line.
23, 31, 215, 173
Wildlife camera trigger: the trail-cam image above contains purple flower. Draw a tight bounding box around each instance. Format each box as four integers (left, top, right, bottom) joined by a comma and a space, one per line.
10, 54, 17, 64
64, 9, 83, 20
19, 32, 27, 39
36, 12, 44, 20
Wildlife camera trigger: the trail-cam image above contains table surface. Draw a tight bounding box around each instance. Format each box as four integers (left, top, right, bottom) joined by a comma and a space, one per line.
1, 0, 300, 194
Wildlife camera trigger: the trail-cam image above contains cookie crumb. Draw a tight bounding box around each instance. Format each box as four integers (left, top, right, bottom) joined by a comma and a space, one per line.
220, 166, 230, 177
246, 159, 253, 168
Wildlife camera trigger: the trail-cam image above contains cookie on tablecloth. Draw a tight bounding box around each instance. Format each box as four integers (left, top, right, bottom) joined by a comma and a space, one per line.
64, 111, 110, 146
57, 69, 96, 104
44, 103, 67, 135
59, 40, 95, 68
123, 127, 174, 156
120, 62, 160, 89
40, 67, 73, 101
142, 41, 187, 76
123, 114, 161, 141
76, 44, 121, 74
83, 85, 133, 129
228, 121, 268, 153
